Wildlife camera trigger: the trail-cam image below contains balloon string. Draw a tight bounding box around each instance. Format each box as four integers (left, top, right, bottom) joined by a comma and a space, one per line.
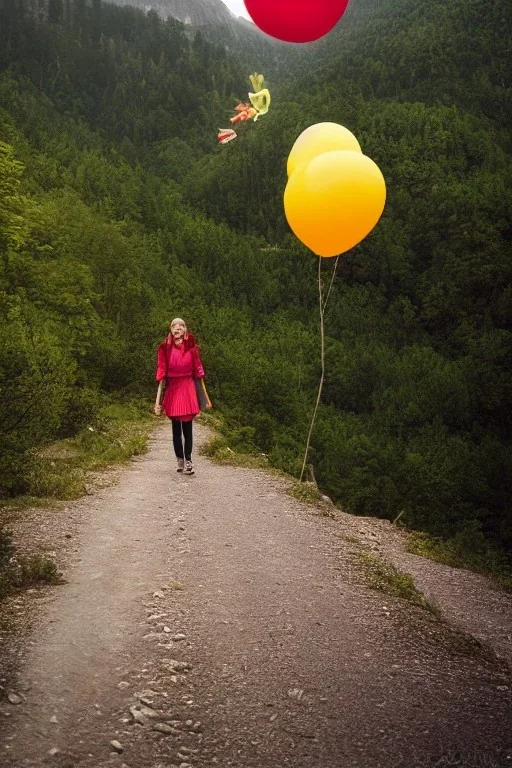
323, 255, 340, 314
299, 255, 339, 483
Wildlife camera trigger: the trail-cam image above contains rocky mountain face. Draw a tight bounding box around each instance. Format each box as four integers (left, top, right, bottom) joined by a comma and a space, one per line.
109, 0, 238, 25
107, 0, 285, 71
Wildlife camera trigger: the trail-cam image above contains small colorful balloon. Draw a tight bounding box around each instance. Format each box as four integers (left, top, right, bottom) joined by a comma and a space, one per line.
230, 103, 258, 125
243, 0, 350, 43
248, 88, 271, 119
218, 73, 271, 143
249, 73, 265, 91
217, 128, 237, 145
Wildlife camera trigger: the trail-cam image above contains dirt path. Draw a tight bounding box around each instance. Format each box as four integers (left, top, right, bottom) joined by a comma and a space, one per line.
1, 424, 511, 768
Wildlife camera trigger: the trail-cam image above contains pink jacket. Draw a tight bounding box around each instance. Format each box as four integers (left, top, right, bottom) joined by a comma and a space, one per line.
156, 333, 205, 381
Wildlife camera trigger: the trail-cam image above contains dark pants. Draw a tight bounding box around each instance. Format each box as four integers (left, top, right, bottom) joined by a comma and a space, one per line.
171, 419, 193, 461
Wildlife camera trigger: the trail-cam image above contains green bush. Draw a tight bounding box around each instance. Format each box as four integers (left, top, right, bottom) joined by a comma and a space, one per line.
58, 387, 102, 438
25, 462, 86, 499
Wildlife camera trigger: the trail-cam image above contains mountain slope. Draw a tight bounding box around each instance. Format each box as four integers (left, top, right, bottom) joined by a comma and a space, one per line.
108, 0, 236, 25
106, 0, 286, 74
293, 0, 511, 126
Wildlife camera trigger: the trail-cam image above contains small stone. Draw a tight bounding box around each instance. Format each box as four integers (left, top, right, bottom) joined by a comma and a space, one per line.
7, 692, 22, 705
161, 659, 191, 673
287, 688, 304, 701
152, 723, 181, 736
140, 688, 159, 698
48, 747, 60, 756
118, 681, 130, 690
153, 591, 165, 599
139, 705, 160, 719
130, 707, 146, 724
110, 740, 123, 753
172, 633, 186, 641
179, 764, 193, 768
269, 713, 278, 722
163, 626, 172, 633
50, 715, 58, 724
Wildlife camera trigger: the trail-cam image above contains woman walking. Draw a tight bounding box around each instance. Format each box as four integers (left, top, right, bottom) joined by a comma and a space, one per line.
154, 318, 210, 475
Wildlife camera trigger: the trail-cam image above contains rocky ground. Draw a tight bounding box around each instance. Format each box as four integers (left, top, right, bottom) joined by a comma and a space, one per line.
1, 423, 511, 768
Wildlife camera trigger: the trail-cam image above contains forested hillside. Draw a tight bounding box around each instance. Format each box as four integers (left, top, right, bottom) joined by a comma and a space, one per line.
0, 0, 510, 560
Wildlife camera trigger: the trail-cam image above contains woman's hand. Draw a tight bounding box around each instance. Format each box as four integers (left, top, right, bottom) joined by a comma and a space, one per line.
154, 403, 162, 416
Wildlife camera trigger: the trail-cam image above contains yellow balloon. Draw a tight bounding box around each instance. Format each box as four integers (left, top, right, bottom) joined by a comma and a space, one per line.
287, 122, 362, 178
284, 150, 386, 257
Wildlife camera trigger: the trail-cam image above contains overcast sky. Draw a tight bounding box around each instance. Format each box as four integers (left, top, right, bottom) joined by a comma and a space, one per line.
222, 0, 251, 20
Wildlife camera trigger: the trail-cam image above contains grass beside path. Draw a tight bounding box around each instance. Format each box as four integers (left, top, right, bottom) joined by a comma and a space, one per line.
357, 549, 441, 616
0, 398, 155, 599
406, 530, 512, 592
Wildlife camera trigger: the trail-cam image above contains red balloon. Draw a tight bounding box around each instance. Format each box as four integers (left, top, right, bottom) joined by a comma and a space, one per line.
244, 0, 350, 43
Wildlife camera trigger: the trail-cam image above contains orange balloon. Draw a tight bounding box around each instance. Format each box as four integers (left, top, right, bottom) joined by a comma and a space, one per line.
284, 150, 386, 257
287, 122, 362, 178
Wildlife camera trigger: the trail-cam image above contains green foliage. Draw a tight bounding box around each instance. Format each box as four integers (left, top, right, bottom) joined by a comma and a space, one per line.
0, 292, 76, 495
407, 527, 512, 591
58, 387, 102, 438
286, 482, 323, 506
0, 140, 28, 254
18, 553, 63, 586
199, 434, 269, 469
358, 550, 440, 615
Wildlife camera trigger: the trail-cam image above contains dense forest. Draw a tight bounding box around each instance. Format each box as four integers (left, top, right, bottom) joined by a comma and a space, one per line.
0, 0, 511, 558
